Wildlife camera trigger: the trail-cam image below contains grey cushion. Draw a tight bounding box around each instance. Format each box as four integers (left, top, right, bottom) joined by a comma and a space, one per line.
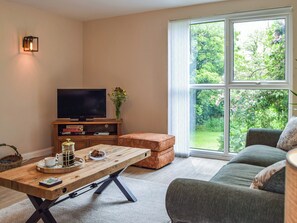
229, 145, 287, 167
277, 117, 297, 151
211, 163, 264, 187
262, 167, 286, 194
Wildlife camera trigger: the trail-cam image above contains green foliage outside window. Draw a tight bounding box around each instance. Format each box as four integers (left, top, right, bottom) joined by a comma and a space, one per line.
190, 19, 288, 153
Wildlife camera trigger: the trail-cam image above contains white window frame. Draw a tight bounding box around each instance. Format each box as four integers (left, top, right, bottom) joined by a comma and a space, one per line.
189, 8, 293, 160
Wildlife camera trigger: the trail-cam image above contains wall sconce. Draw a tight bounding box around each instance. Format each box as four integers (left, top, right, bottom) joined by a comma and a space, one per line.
23, 36, 39, 52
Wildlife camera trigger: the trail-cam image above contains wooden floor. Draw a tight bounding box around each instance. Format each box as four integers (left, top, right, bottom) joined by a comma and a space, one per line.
0, 156, 227, 209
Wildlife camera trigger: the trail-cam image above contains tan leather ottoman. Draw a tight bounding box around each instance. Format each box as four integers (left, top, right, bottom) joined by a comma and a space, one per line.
118, 133, 175, 169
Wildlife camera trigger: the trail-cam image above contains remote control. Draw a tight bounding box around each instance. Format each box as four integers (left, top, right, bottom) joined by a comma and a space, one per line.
39, 177, 62, 187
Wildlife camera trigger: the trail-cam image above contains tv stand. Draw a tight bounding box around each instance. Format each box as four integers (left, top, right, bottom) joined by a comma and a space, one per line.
52, 119, 122, 154
69, 118, 95, 122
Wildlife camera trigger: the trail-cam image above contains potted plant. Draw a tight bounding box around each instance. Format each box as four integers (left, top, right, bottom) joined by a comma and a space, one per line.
108, 87, 128, 120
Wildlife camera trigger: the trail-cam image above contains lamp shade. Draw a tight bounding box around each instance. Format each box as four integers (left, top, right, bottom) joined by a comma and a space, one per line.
285, 148, 297, 223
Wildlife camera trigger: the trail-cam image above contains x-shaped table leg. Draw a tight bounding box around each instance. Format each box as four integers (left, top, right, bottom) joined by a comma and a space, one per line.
27, 195, 58, 223
94, 168, 137, 202
25, 168, 135, 222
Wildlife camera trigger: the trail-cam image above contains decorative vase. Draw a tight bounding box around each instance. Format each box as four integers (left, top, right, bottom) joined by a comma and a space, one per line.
108, 87, 127, 120
115, 106, 121, 120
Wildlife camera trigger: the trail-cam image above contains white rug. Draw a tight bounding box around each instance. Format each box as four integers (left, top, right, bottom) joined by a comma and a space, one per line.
0, 177, 170, 223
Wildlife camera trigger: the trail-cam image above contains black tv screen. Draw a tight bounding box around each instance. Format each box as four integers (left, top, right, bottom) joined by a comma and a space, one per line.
57, 89, 106, 120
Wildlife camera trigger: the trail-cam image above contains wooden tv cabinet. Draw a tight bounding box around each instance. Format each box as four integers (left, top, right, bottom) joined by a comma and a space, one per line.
52, 119, 122, 154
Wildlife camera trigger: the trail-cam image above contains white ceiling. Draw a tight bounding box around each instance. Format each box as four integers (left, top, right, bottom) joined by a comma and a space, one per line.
7, 0, 225, 21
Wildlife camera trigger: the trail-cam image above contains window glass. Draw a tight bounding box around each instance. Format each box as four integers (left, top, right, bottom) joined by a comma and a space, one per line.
190, 89, 224, 151
229, 89, 288, 152
190, 21, 225, 84
233, 19, 286, 81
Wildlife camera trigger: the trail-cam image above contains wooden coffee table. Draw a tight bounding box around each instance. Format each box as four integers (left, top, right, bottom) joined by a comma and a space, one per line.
0, 144, 150, 223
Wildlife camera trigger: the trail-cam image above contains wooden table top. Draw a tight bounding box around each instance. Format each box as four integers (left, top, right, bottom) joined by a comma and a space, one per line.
0, 144, 150, 200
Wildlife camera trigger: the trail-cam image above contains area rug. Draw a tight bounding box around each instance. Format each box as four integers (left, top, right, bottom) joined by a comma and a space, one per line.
0, 177, 170, 223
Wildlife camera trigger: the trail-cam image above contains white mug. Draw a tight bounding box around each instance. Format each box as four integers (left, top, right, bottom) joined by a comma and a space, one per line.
44, 157, 56, 167
56, 153, 63, 165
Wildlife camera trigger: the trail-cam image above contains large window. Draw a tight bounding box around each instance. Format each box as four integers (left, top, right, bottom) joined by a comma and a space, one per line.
169, 8, 291, 158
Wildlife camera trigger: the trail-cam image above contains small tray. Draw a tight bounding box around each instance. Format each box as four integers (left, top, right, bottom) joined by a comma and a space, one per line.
36, 157, 84, 174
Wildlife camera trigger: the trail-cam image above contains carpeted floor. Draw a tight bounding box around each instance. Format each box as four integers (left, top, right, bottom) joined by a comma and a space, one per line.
0, 177, 170, 223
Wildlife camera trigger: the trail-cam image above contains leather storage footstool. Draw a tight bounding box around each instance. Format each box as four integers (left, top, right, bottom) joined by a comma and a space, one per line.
118, 133, 175, 169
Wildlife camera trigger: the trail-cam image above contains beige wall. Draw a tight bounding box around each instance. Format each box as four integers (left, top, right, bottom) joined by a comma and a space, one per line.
0, 0, 296, 155
0, 1, 83, 155
83, 0, 297, 134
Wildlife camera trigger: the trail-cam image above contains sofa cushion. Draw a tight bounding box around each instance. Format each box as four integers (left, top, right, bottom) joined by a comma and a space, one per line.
210, 163, 264, 187
250, 160, 286, 194
229, 145, 287, 167
277, 117, 297, 151
262, 167, 286, 194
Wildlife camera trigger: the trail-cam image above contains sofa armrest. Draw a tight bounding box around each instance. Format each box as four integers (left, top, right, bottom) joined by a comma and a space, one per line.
166, 178, 284, 223
245, 128, 282, 147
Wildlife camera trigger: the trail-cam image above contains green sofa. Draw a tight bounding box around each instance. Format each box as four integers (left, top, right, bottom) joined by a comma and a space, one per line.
166, 128, 286, 223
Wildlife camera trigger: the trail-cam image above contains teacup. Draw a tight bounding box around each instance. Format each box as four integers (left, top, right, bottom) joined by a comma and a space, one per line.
44, 157, 56, 167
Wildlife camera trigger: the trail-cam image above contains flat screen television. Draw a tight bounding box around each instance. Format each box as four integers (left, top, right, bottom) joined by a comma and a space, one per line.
57, 89, 106, 121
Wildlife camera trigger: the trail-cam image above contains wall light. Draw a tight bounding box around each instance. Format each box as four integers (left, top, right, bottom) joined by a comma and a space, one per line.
23, 36, 39, 52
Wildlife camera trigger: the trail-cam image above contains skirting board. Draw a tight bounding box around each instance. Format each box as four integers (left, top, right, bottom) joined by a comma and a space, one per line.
22, 147, 53, 161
